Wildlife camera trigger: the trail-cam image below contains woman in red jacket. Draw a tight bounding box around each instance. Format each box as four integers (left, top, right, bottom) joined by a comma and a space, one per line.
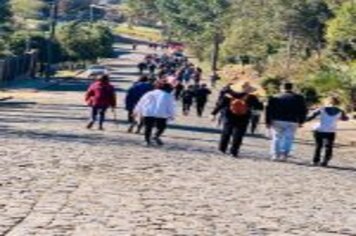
85, 75, 116, 130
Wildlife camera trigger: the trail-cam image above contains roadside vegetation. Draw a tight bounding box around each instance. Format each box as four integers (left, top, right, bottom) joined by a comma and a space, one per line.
126, 0, 356, 110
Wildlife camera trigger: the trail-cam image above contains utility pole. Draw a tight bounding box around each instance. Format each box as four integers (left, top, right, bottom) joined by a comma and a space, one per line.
46, 0, 58, 80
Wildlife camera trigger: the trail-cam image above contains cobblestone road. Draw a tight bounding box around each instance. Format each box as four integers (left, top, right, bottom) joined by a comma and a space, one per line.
0, 42, 356, 236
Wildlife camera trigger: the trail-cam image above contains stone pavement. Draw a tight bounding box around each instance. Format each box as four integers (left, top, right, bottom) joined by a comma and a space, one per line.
0, 42, 356, 236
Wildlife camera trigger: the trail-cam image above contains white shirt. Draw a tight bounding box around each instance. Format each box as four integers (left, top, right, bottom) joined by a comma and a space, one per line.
134, 89, 176, 119
313, 107, 342, 133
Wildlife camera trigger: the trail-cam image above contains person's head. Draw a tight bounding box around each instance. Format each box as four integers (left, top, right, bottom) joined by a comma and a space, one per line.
201, 83, 207, 88
325, 96, 341, 106
188, 85, 194, 90
157, 82, 173, 93
283, 82, 294, 92
241, 82, 257, 94
138, 75, 149, 83
97, 74, 109, 83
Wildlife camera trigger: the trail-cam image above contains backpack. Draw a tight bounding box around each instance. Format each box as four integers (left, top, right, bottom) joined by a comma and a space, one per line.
229, 95, 249, 116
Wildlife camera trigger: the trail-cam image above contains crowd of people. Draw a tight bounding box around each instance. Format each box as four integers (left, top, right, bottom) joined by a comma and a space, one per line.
84, 47, 349, 168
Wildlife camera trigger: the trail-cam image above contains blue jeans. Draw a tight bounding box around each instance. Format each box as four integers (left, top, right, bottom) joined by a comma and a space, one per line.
91, 107, 108, 128
270, 121, 298, 158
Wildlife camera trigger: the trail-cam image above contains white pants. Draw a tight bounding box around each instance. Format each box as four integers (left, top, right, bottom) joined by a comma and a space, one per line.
270, 121, 298, 158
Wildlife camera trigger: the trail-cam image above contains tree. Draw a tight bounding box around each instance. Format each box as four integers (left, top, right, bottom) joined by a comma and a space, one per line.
57, 22, 114, 62
0, 0, 11, 24
156, 0, 232, 71
10, 0, 45, 19
327, 1, 356, 60
126, 0, 159, 25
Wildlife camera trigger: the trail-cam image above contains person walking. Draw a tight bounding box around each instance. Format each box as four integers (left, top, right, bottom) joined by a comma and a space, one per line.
134, 82, 176, 146
125, 75, 154, 133
266, 82, 308, 161
210, 71, 220, 88
306, 96, 348, 167
85, 75, 116, 130
174, 82, 184, 101
212, 82, 260, 157
137, 61, 147, 74
195, 83, 212, 117
181, 85, 196, 116
249, 97, 264, 134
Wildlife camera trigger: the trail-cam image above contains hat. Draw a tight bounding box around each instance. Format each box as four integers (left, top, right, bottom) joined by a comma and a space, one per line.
230, 81, 257, 94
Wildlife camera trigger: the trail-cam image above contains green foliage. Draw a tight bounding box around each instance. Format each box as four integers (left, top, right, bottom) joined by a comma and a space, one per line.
57, 23, 114, 62
261, 76, 284, 97
10, 0, 45, 19
326, 1, 356, 60
0, 0, 11, 24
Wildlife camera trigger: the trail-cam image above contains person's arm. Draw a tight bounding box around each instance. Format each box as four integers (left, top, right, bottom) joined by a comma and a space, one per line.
298, 95, 308, 124
85, 85, 94, 104
133, 93, 148, 117
306, 109, 321, 122
265, 97, 274, 127
340, 109, 349, 121
211, 95, 229, 116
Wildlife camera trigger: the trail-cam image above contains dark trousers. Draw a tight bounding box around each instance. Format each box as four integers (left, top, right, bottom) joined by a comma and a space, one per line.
313, 131, 336, 165
219, 120, 248, 156
182, 102, 192, 114
91, 106, 108, 128
144, 117, 167, 143
249, 114, 260, 134
196, 100, 207, 117
127, 110, 144, 133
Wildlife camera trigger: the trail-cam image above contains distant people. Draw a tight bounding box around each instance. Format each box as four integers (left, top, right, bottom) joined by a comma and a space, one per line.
212, 82, 260, 157
181, 85, 196, 116
132, 43, 137, 50
148, 63, 157, 75
137, 61, 147, 74
306, 96, 348, 167
85, 75, 116, 130
249, 96, 264, 134
195, 84, 212, 117
134, 82, 175, 146
193, 67, 203, 85
125, 75, 154, 133
210, 71, 220, 88
174, 82, 184, 100
266, 82, 308, 161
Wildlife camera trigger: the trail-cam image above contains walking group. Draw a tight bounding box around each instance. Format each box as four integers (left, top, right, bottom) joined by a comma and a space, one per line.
84, 47, 349, 168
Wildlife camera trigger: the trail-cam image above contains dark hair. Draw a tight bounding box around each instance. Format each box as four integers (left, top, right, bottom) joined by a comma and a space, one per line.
283, 82, 293, 91
98, 74, 109, 83
139, 75, 149, 82
160, 83, 173, 93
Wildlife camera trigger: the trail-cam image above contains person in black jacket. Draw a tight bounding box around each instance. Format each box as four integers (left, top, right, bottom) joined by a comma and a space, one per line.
266, 82, 308, 161
181, 85, 196, 116
195, 84, 212, 117
212, 82, 260, 157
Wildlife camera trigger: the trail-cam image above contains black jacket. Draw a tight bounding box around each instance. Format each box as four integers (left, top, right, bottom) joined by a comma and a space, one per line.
212, 90, 261, 123
266, 92, 307, 125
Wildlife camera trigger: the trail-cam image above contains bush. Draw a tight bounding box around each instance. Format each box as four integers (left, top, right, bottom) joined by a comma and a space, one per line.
261, 76, 284, 96
57, 22, 114, 62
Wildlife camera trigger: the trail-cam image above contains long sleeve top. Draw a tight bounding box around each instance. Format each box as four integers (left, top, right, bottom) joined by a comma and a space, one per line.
306, 106, 348, 133
266, 92, 307, 125
134, 89, 176, 120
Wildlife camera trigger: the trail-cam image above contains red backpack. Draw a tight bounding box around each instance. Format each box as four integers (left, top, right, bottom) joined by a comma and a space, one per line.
229, 95, 249, 116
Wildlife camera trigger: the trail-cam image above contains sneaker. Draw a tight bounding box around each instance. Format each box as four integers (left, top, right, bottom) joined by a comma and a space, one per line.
127, 125, 134, 133
271, 155, 280, 161
98, 126, 104, 131
320, 162, 329, 167
154, 137, 164, 146
86, 122, 94, 129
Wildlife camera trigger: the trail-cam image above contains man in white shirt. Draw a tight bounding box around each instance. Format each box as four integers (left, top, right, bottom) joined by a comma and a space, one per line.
134, 82, 176, 146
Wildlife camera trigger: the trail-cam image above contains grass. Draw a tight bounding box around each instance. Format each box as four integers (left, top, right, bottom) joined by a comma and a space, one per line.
115, 24, 163, 42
